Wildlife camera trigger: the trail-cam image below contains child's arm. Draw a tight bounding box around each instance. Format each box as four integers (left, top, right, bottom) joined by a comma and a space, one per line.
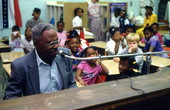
149, 46, 154, 52
113, 57, 120, 62
97, 60, 109, 75
76, 68, 87, 86
114, 42, 120, 55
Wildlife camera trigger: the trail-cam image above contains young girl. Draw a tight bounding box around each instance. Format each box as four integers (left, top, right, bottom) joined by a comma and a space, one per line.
114, 33, 143, 72
72, 7, 94, 37
106, 28, 126, 55
141, 23, 163, 44
76, 46, 109, 86
26, 8, 43, 28
21, 27, 34, 54
88, 0, 103, 41
9, 25, 24, 52
66, 30, 83, 72
123, 24, 136, 38
119, 10, 130, 33
110, 8, 121, 28
56, 21, 67, 47
143, 27, 168, 58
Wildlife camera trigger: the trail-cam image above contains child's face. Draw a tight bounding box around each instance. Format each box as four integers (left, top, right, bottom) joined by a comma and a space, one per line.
77, 9, 83, 17
57, 23, 64, 32
112, 31, 121, 42
144, 30, 153, 40
68, 38, 79, 53
152, 25, 158, 33
91, 0, 97, 3
25, 28, 32, 41
33, 12, 40, 19
120, 11, 125, 17
125, 28, 134, 36
86, 48, 97, 64
127, 41, 138, 48
119, 60, 131, 74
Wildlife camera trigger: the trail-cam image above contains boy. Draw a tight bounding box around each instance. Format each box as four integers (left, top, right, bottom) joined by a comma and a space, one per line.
9, 25, 24, 52
22, 27, 34, 54
114, 33, 143, 72
107, 56, 139, 81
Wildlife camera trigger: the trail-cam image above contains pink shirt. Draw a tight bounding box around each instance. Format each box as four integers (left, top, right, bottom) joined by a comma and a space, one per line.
155, 32, 163, 45
56, 31, 67, 47
77, 61, 102, 85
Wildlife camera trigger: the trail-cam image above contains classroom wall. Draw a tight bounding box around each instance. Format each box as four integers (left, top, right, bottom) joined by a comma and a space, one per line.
0, 0, 160, 38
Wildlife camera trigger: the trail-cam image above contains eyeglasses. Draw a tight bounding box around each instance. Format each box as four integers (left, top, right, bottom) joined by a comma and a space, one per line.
45, 39, 61, 46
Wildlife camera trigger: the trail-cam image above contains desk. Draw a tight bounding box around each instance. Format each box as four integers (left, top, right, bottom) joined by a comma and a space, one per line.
139, 41, 166, 48
0, 52, 25, 63
0, 42, 10, 52
102, 60, 119, 75
144, 56, 170, 67
1, 67, 170, 110
159, 30, 169, 35
85, 36, 94, 42
90, 41, 106, 55
2, 64, 11, 76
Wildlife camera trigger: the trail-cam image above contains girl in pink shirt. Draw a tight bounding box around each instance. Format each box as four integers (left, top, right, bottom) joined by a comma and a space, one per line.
56, 21, 67, 47
76, 46, 109, 86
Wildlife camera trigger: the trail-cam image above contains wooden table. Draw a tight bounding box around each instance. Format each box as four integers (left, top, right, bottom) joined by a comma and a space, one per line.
159, 30, 169, 35
144, 56, 170, 67
1, 67, 170, 110
139, 41, 166, 48
0, 42, 10, 49
0, 52, 25, 63
102, 60, 119, 75
90, 41, 106, 55
0, 42, 10, 52
85, 36, 94, 42
2, 64, 11, 76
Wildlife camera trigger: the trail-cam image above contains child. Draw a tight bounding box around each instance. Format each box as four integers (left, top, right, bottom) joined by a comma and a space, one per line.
123, 24, 136, 38
66, 30, 83, 72
88, 0, 103, 41
163, 33, 170, 47
115, 33, 143, 72
21, 27, 34, 54
143, 27, 168, 58
76, 46, 109, 86
106, 56, 140, 81
56, 21, 67, 47
9, 25, 24, 52
119, 56, 140, 77
110, 8, 121, 28
72, 7, 94, 37
106, 28, 126, 55
25, 8, 43, 28
141, 23, 163, 44
119, 10, 130, 33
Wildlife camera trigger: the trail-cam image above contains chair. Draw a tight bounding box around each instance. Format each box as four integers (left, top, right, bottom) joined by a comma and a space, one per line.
163, 47, 170, 58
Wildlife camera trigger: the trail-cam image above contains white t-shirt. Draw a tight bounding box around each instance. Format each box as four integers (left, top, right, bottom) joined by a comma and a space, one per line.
9, 35, 25, 52
21, 37, 34, 52
110, 15, 120, 28
106, 39, 126, 55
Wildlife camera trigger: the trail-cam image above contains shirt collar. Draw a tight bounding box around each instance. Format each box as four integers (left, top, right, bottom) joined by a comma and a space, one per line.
35, 49, 48, 66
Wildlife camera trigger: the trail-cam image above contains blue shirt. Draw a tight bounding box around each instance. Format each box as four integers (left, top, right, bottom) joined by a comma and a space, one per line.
35, 50, 63, 93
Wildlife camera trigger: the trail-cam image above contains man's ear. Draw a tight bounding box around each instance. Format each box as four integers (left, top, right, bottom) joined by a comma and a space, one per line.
33, 39, 39, 46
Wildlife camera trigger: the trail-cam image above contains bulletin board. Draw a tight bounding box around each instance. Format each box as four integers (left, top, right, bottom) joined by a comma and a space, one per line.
63, 2, 88, 31
109, 2, 127, 26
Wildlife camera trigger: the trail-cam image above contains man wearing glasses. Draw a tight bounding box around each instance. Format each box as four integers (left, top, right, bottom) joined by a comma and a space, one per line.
4, 23, 77, 100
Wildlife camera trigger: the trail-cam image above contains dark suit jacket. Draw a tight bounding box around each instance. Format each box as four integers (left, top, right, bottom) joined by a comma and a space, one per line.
4, 47, 77, 100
